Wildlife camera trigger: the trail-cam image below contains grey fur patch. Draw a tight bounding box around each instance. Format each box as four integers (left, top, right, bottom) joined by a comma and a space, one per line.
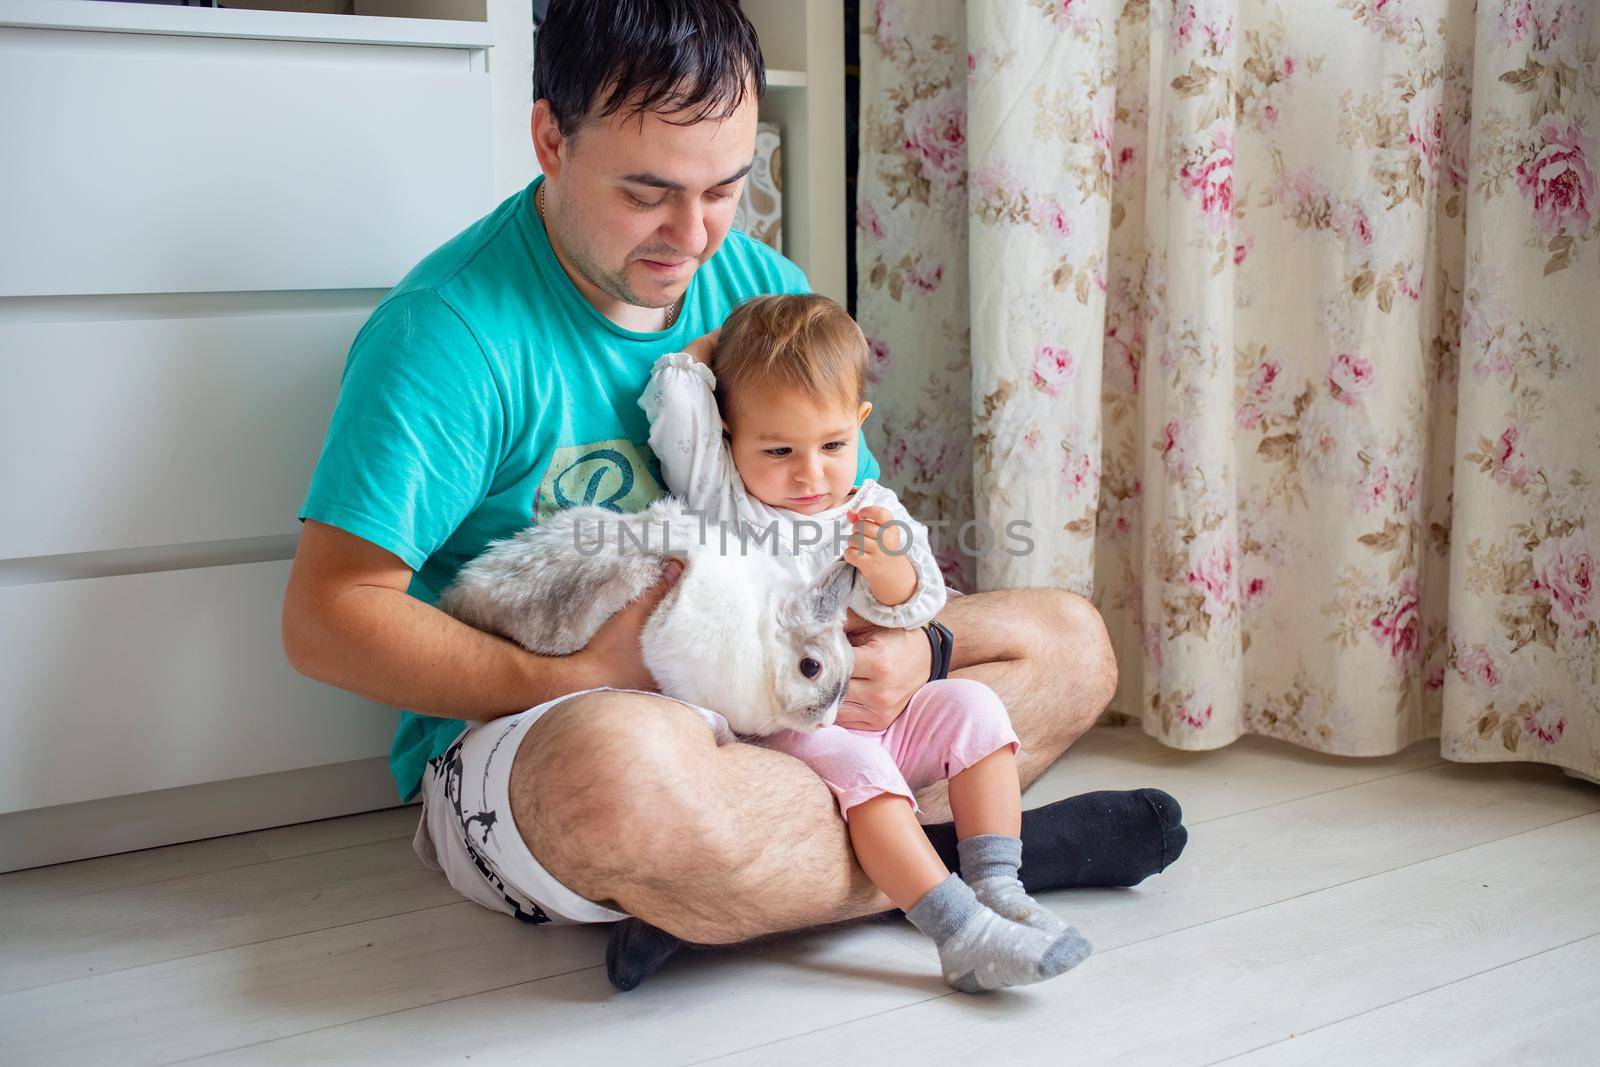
438, 501, 678, 654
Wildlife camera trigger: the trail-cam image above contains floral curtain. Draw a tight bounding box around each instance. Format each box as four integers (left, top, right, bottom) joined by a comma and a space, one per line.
856, 0, 1599, 777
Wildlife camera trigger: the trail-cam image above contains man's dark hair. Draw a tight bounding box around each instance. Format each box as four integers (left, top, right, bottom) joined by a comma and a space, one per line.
534, 0, 766, 136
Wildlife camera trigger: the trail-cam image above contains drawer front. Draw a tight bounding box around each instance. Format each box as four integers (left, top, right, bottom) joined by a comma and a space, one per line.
0, 560, 405, 814
0, 27, 494, 297
0, 308, 374, 561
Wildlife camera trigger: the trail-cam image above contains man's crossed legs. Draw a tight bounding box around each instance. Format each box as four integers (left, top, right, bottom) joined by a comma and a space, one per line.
494, 588, 1186, 985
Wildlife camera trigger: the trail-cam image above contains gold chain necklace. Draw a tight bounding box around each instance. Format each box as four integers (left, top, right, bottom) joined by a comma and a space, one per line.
538, 182, 682, 330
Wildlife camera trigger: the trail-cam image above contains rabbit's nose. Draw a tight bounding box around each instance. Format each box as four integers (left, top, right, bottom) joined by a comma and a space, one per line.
799, 657, 822, 678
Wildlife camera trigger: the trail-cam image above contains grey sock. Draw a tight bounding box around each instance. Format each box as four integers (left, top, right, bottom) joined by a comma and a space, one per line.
905, 873, 1091, 993
959, 833, 1079, 940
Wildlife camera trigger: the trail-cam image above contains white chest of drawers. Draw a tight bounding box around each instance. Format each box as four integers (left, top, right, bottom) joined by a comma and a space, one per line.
0, 0, 498, 870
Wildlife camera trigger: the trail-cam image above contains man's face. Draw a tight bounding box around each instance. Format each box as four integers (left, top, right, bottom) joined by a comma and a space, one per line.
537, 87, 759, 312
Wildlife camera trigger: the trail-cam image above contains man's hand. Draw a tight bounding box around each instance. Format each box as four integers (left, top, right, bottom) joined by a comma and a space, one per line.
683, 327, 720, 365
835, 616, 934, 731
573, 559, 685, 691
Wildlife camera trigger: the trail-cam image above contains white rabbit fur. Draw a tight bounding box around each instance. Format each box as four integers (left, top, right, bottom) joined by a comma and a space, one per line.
437, 498, 858, 737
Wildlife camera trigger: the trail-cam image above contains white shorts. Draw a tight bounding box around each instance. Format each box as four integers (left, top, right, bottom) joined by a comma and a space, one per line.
411, 686, 733, 925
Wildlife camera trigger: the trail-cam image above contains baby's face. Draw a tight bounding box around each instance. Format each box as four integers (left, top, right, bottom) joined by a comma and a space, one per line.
725, 380, 872, 515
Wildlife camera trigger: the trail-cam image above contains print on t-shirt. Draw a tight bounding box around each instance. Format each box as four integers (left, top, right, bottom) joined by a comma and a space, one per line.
534, 437, 665, 521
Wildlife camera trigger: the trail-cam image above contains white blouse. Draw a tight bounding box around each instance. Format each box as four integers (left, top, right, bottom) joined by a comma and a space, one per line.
638, 351, 946, 629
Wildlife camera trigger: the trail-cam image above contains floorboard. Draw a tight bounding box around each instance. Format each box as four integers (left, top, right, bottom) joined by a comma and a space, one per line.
2, 727, 1593, 1066
1216, 932, 1600, 1066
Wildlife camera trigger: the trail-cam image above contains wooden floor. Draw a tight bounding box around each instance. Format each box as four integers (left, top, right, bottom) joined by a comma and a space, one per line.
3, 726, 1598, 1066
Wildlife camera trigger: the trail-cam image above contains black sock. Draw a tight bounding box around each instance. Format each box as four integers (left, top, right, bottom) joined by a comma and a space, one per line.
603, 788, 1187, 991
924, 788, 1188, 891
605, 916, 687, 991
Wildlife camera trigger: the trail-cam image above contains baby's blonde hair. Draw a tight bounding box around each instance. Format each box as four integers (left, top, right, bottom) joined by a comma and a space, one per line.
712, 294, 869, 418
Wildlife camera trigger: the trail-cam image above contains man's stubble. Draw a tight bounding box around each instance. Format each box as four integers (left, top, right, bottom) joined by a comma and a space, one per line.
551, 206, 685, 313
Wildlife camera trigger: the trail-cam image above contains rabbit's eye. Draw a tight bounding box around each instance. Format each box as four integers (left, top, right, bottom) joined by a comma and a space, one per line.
799, 657, 822, 678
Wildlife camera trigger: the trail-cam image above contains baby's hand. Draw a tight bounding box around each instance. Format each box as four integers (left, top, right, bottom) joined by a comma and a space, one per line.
683, 327, 721, 365
844, 506, 915, 607
845, 506, 903, 561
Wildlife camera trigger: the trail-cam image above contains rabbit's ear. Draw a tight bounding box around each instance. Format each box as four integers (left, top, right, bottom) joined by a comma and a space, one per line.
786, 559, 856, 624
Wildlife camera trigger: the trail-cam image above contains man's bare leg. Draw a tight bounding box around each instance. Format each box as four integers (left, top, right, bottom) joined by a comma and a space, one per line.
510, 690, 891, 944
914, 587, 1118, 822
506, 589, 1116, 945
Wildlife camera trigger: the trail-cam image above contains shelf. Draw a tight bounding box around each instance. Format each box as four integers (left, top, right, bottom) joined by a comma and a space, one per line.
0, 0, 489, 49
766, 68, 808, 90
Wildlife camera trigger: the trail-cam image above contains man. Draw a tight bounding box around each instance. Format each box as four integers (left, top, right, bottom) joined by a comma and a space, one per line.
282, 0, 1184, 991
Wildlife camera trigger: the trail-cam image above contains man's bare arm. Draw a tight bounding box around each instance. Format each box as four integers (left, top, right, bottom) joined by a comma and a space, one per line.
282, 519, 675, 719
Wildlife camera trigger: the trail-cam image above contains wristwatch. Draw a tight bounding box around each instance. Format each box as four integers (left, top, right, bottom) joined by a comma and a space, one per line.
921, 619, 953, 682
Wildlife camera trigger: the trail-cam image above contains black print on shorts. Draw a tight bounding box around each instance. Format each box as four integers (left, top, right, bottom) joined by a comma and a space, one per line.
432, 738, 551, 925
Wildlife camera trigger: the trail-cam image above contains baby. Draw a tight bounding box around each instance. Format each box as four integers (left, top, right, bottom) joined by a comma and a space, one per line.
638, 293, 1091, 992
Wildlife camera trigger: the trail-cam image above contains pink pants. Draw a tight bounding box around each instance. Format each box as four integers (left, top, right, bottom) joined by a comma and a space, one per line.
761, 677, 1019, 822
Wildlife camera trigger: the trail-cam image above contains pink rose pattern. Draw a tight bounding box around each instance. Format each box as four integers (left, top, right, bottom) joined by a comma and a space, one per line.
857, 1, 1599, 774
1407, 87, 1444, 182
1178, 122, 1236, 235
1515, 118, 1597, 237
1455, 644, 1503, 689
900, 87, 967, 189
906, 260, 945, 293
1523, 701, 1566, 745
1326, 353, 1375, 405
1030, 345, 1076, 397
1174, 692, 1214, 730
865, 337, 893, 386
1530, 533, 1594, 636
1186, 527, 1240, 625
1370, 574, 1423, 670
1061, 425, 1101, 500
1490, 424, 1534, 490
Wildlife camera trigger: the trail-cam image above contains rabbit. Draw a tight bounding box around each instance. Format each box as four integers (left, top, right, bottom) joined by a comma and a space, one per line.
437, 497, 858, 737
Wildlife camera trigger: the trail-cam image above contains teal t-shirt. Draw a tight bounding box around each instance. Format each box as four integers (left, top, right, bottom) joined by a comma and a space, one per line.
299, 176, 880, 803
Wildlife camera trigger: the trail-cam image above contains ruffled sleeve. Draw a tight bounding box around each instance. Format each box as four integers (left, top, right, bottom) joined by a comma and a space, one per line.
637, 352, 734, 509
